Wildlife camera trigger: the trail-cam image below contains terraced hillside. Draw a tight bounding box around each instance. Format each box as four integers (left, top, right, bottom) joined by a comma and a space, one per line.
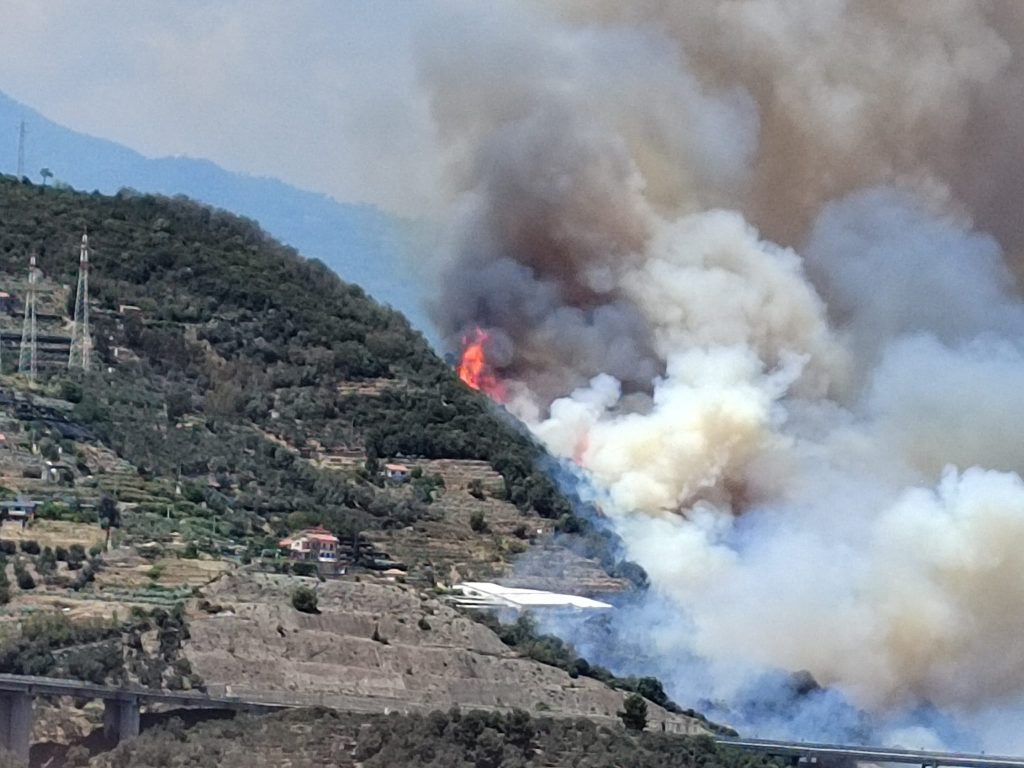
185, 570, 701, 733
0, 175, 638, 590
0, 177, 719, 764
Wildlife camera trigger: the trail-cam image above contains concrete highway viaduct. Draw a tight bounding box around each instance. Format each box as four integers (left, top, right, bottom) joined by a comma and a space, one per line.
0, 673, 289, 762
1, 674, 1022, 767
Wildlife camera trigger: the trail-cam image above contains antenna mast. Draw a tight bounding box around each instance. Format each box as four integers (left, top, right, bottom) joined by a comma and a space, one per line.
16, 121, 25, 178
68, 233, 91, 370
18, 252, 38, 382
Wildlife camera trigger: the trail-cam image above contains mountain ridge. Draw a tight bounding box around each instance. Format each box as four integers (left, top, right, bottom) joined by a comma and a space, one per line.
0, 90, 432, 337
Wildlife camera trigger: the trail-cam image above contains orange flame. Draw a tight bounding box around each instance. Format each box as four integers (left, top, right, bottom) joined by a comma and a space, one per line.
458, 328, 506, 402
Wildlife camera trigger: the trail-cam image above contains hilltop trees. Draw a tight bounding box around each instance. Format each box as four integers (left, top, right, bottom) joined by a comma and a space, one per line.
619, 693, 648, 732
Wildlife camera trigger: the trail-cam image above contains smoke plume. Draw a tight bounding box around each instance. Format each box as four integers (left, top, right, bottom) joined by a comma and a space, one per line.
418, 0, 1024, 750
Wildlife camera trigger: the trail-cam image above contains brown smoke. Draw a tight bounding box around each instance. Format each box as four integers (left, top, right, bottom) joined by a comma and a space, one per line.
415, 0, 1024, 744
425, 1, 1024, 403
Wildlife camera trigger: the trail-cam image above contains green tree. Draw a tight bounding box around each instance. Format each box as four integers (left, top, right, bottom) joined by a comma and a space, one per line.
59, 379, 83, 403
469, 509, 488, 533
13, 560, 35, 591
636, 676, 669, 707
291, 586, 318, 614
98, 494, 120, 528
18, 541, 39, 556
618, 693, 647, 732
165, 387, 192, 421
66, 544, 86, 571
37, 547, 57, 577
98, 494, 120, 549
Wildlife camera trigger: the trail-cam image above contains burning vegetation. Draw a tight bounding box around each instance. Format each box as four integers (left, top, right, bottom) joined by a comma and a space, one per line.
425, 0, 1024, 747
457, 327, 505, 402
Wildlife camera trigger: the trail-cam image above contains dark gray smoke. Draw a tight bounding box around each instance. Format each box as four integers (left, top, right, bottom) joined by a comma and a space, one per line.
415, 1, 1024, 750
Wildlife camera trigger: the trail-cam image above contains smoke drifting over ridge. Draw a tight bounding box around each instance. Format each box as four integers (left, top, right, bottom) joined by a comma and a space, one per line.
419, 1, 1024, 748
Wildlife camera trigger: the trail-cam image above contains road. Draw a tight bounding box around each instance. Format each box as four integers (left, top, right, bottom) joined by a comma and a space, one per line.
717, 737, 1024, 768
0, 672, 290, 710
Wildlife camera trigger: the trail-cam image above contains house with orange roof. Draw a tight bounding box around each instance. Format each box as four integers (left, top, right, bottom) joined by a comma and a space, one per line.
278, 526, 340, 572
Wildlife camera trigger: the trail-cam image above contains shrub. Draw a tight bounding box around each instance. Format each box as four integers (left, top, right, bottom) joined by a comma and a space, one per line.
0, 542, 14, 556
19, 540, 40, 555
291, 561, 318, 578
37, 548, 57, 576
291, 587, 318, 614
60, 380, 84, 404
468, 479, 486, 500
67, 544, 86, 570
70, 559, 101, 591
469, 510, 487, 533
15, 567, 35, 591
505, 538, 528, 555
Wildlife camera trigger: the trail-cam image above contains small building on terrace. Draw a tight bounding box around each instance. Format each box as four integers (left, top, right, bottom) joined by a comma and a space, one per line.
279, 526, 340, 572
0, 498, 39, 527
382, 463, 411, 483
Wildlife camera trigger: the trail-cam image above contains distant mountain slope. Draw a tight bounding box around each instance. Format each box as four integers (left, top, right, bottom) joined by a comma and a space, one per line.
0, 90, 432, 337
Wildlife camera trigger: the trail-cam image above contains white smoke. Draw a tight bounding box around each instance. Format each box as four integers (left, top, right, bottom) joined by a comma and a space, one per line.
523, 196, 1024, 743
416, 0, 1024, 749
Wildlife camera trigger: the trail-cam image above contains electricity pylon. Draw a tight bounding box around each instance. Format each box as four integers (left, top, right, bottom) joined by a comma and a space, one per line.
68, 233, 91, 370
18, 252, 38, 381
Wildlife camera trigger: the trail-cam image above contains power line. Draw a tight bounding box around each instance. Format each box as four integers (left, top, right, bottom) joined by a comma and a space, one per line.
68, 233, 91, 371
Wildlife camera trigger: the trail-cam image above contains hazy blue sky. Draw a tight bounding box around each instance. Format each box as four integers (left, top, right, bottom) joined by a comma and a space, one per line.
0, 0, 457, 216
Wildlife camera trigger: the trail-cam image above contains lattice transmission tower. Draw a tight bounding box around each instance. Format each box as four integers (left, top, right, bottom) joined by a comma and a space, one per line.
68, 233, 91, 370
18, 252, 39, 382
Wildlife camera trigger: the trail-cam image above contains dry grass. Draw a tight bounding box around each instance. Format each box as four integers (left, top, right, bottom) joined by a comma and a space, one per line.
0, 519, 105, 549
93, 556, 230, 591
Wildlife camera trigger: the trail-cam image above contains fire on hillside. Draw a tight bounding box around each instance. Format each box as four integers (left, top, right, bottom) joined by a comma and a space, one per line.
456, 327, 505, 403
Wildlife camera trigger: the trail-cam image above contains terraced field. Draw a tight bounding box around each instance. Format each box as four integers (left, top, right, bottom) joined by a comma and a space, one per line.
184, 570, 705, 734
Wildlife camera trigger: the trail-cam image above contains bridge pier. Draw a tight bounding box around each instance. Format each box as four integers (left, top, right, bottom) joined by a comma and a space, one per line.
104, 696, 140, 744
0, 691, 33, 762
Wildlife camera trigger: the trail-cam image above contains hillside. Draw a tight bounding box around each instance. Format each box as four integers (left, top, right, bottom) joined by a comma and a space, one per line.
0, 173, 644, 591
184, 571, 704, 731
0, 90, 430, 335
0, 175, 719, 762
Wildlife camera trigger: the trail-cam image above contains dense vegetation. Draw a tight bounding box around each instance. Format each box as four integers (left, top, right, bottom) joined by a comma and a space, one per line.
93, 707, 777, 768
0, 175, 575, 545
0, 608, 199, 689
